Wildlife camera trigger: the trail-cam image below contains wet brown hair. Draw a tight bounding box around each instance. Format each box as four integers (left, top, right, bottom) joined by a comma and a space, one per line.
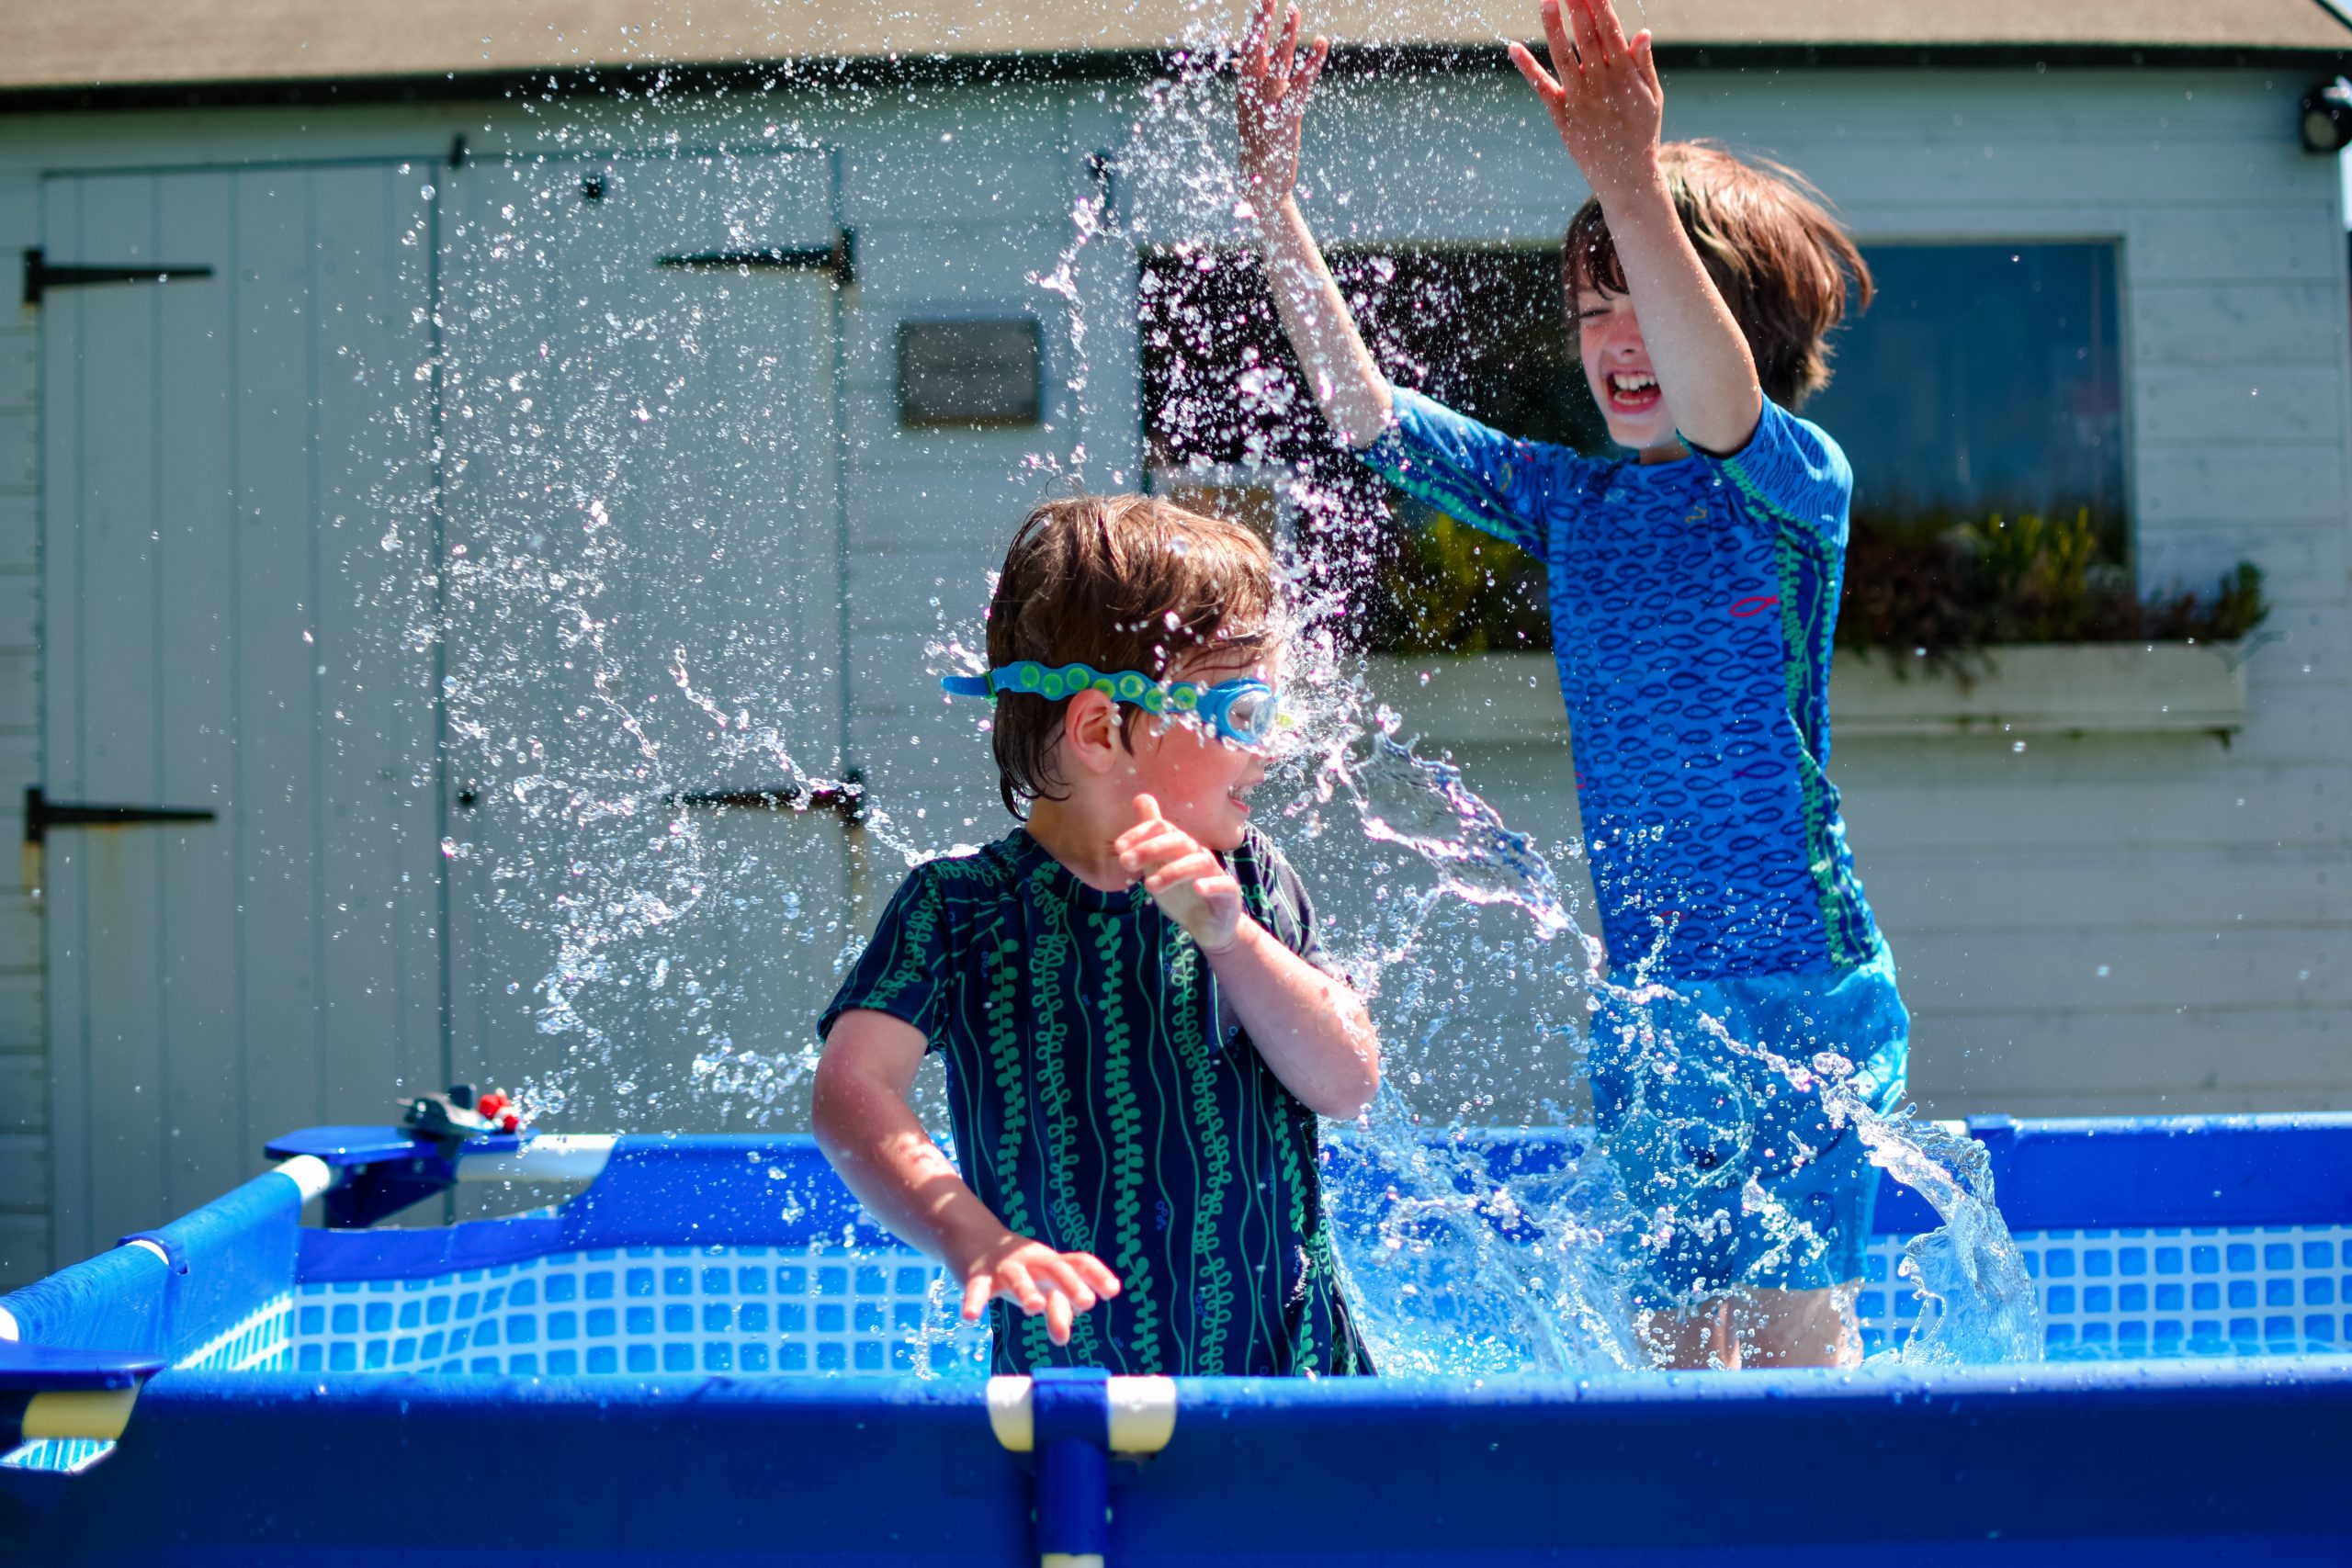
982, 494, 1276, 818
1562, 141, 1872, 411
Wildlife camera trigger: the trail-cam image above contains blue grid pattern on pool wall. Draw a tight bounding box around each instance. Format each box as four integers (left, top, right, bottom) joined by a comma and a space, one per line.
181, 1293, 298, 1372
148, 1222, 2352, 1379
1859, 1224, 2352, 1359
288, 1245, 989, 1378
0, 1293, 300, 1474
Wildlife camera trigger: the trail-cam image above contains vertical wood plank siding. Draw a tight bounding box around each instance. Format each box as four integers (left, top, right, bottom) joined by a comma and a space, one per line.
0, 63, 2342, 1281
0, 170, 39, 1281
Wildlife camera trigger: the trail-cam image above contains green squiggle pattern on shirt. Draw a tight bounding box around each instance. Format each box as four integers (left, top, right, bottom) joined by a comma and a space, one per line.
1093, 911, 1161, 1368
1173, 937, 1235, 1371
820, 829, 1362, 1378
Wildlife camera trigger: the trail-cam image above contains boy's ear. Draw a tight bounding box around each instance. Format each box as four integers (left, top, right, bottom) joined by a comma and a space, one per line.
1060, 690, 1122, 775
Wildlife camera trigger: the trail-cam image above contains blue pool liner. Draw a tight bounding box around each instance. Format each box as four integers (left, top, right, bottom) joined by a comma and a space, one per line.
0, 1112, 2346, 1565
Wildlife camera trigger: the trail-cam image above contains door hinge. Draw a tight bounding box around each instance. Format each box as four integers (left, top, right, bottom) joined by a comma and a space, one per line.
22, 248, 215, 308
657, 229, 855, 289
24, 786, 218, 844
660, 777, 864, 825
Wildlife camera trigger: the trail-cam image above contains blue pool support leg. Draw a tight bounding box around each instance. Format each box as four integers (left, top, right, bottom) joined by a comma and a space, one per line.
1030, 1368, 1112, 1568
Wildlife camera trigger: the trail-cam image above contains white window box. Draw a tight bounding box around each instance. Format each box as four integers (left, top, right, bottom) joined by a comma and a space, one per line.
1363, 643, 2250, 747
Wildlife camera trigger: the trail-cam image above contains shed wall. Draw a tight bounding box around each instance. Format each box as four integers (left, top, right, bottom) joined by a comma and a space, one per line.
0, 167, 39, 1281
0, 61, 2344, 1280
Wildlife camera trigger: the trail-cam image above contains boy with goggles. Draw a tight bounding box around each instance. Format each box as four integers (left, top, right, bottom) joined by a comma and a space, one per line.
815, 494, 1379, 1375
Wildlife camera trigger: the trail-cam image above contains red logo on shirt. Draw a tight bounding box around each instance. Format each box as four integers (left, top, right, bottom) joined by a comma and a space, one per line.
1728, 594, 1781, 617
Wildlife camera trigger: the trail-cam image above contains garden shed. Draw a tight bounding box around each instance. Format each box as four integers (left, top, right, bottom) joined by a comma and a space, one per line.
0, 0, 2347, 1287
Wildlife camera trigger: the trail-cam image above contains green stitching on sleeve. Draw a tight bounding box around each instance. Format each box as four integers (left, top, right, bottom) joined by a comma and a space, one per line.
1775, 528, 1853, 968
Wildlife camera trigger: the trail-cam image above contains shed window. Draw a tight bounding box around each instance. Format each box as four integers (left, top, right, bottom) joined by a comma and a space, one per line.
1140, 244, 1577, 654
1138, 239, 2129, 654
1810, 242, 2126, 546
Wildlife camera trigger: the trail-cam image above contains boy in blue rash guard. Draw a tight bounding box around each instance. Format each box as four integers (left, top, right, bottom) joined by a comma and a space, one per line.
1239, 0, 1899, 1366
813, 495, 1380, 1375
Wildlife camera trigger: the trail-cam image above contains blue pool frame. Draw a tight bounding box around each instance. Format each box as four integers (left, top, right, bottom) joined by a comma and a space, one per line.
1, 1112, 2348, 1565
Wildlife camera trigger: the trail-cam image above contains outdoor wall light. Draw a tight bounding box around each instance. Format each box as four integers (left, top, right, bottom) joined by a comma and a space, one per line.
2299, 77, 2352, 153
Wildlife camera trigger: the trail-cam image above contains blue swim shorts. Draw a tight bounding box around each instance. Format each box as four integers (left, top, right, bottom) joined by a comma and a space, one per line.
1586, 944, 1910, 1301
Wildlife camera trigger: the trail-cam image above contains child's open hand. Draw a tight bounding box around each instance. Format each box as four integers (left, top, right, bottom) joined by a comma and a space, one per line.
1117, 793, 1246, 953
1236, 0, 1329, 209
955, 1230, 1122, 1347
1509, 0, 1663, 198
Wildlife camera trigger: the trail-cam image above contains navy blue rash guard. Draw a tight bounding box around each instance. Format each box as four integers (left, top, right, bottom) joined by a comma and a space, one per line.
821, 827, 1370, 1378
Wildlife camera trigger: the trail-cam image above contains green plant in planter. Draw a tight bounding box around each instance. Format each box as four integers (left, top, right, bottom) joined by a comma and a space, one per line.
1355, 502, 1550, 656
1354, 496, 2267, 670
1838, 505, 2267, 674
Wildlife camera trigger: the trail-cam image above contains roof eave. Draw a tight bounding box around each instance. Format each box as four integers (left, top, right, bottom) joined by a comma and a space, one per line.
4, 39, 2347, 117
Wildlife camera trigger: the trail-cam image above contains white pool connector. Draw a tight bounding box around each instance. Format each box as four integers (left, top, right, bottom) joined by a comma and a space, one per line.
987, 1375, 1033, 1450
0, 1303, 17, 1342
271, 1153, 336, 1204
455, 1134, 618, 1184
1106, 1376, 1178, 1454
19, 1387, 137, 1442
988, 1373, 1177, 1455
993, 1371, 1170, 1568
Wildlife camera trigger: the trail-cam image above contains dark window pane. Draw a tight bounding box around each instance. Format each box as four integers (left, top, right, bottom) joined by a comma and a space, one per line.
1141, 243, 1600, 474
1810, 242, 2126, 543
1139, 245, 1577, 652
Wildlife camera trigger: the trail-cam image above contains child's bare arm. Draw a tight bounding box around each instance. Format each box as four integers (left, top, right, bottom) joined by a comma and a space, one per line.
1237, 0, 1392, 449
813, 1009, 1120, 1344
1510, 0, 1762, 454
1117, 795, 1382, 1119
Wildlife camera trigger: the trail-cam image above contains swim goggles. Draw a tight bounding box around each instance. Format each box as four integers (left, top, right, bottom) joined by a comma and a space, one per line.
942, 660, 1285, 749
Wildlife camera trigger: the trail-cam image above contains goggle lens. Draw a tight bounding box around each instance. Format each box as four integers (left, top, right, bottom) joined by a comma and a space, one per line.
1220, 687, 1277, 745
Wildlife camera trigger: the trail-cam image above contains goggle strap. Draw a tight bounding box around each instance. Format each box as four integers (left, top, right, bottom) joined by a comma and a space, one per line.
941, 663, 1275, 745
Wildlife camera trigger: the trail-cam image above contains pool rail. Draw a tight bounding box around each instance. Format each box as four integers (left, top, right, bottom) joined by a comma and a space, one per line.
0, 1112, 2346, 1565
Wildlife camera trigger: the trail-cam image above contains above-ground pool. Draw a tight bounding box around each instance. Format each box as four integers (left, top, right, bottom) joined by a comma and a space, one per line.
2, 1113, 2348, 1564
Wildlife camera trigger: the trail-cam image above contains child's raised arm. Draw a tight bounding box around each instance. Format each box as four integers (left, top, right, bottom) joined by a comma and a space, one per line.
1237, 0, 1392, 449
1510, 0, 1761, 454
812, 1010, 1121, 1344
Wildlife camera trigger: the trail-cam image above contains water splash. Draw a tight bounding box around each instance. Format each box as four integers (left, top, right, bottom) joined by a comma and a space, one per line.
384, 9, 2043, 1372
1857, 1114, 2041, 1364
1343, 733, 1575, 941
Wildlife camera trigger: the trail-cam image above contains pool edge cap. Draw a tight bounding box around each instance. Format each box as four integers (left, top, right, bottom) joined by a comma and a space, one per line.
1106, 1374, 1176, 1453
20, 1386, 137, 1442
986, 1374, 1034, 1451
987, 1373, 1175, 1455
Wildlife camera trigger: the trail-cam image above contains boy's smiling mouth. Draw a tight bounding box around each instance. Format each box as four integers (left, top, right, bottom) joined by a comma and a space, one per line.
1606, 369, 1662, 414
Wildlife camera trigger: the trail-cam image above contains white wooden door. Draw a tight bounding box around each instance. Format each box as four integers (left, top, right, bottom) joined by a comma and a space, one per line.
40, 164, 444, 1265
435, 152, 853, 1132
